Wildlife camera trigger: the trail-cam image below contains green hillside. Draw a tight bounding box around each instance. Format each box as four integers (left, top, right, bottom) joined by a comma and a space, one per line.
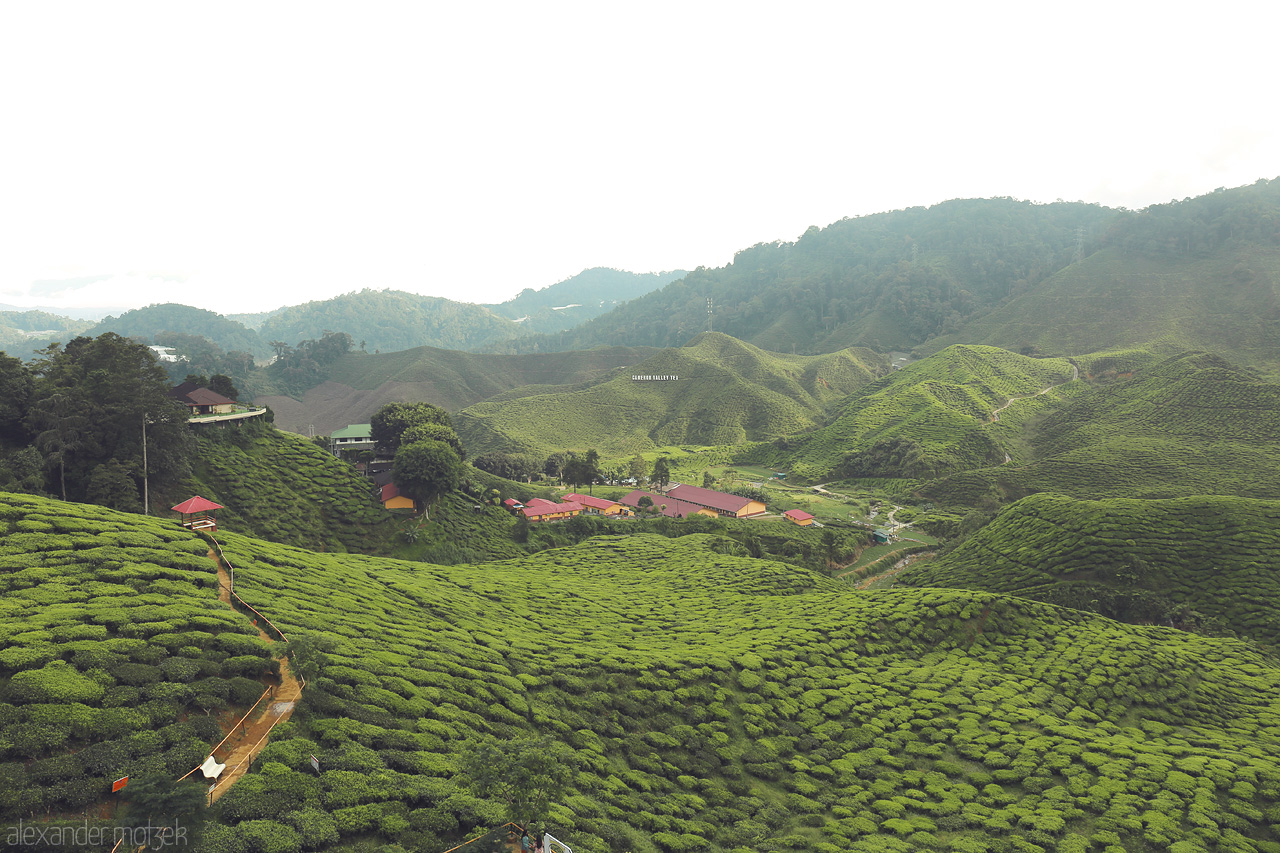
8, 491, 1280, 851
0, 493, 273, 818
454, 332, 887, 459
900, 492, 1280, 646
920, 179, 1280, 373
178, 420, 393, 553
257, 289, 526, 356
87, 303, 269, 359
921, 244, 1280, 374
258, 344, 658, 435
924, 350, 1280, 505
761, 345, 1078, 481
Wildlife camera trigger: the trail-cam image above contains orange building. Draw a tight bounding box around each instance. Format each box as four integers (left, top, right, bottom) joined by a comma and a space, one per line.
562, 493, 629, 516
783, 509, 815, 526
521, 498, 583, 522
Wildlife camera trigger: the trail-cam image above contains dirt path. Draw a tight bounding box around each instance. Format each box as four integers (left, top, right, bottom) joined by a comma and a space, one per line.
203, 552, 303, 802
990, 362, 1079, 423
850, 550, 935, 589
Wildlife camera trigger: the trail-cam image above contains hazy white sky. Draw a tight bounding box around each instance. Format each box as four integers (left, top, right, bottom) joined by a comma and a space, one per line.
1, 2, 1275, 316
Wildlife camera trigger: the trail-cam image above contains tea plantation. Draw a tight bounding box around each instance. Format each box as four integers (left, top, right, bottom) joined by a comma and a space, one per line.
923, 351, 1280, 506
6, 491, 1280, 852
0, 493, 275, 817
762, 345, 1077, 481
898, 492, 1280, 646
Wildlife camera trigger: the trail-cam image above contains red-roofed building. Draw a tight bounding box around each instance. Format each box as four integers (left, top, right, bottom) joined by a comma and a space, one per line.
172, 496, 224, 531
783, 509, 815, 526
502, 498, 524, 513
620, 490, 717, 519
521, 500, 582, 522
665, 484, 766, 518
380, 483, 415, 511
562, 493, 629, 516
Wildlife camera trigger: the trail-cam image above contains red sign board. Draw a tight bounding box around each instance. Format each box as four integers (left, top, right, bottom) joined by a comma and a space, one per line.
112, 776, 129, 793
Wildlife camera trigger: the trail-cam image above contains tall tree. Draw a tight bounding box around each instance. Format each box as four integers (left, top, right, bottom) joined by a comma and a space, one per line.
461, 737, 571, 830
25, 334, 192, 504
652, 456, 672, 488
392, 439, 463, 506
371, 401, 453, 456
0, 353, 33, 444
628, 454, 648, 486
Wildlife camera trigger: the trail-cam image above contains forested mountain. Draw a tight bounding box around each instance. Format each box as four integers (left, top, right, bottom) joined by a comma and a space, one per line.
0, 309, 94, 360
915, 179, 1280, 370
453, 332, 887, 458
256, 290, 524, 355
86, 303, 269, 359
496, 198, 1115, 355
484, 267, 687, 334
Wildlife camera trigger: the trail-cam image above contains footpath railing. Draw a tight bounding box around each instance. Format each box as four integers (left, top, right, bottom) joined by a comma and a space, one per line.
174, 533, 306, 796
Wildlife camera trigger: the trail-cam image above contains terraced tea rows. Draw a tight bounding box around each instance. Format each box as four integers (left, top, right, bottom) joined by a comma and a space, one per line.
900, 492, 1280, 645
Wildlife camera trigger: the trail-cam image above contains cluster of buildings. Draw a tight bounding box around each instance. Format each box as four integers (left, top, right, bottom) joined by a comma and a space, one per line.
504, 483, 778, 524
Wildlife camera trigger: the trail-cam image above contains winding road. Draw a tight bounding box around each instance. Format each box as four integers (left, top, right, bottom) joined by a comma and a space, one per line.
990, 361, 1079, 423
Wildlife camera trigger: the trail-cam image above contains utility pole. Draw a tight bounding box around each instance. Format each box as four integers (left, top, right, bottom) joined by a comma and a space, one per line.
142, 413, 149, 515
706, 297, 714, 333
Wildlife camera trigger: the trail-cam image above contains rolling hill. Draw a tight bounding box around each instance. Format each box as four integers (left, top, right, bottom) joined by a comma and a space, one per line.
755, 344, 1079, 482
900, 492, 1280, 646
484, 267, 687, 335
6, 491, 1280, 851
86, 303, 269, 358
257, 344, 659, 435
0, 309, 94, 361
256, 289, 526, 355
923, 350, 1280, 505
453, 332, 888, 459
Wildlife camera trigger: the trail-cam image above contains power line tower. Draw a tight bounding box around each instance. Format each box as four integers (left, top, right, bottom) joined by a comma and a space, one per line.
1074, 226, 1086, 264
706, 297, 714, 333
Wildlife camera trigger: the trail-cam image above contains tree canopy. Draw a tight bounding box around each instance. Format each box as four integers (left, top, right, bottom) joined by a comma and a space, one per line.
371, 401, 454, 455
392, 439, 464, 505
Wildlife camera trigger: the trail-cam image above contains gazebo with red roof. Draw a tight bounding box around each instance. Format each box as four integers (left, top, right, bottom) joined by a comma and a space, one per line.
172, 496, 224, 532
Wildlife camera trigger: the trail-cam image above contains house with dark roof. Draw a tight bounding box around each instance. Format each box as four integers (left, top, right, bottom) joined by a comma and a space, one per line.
167, 382, 266, 423
620, 490, 717, 519
380, 482, 416, 511
167, 381, 237, 415
664, 483, 766, 518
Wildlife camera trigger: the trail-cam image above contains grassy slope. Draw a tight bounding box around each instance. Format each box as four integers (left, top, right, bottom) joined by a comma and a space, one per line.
925, 350, 1280, 505
762, 345, 1077, 481
921, 244, 1280, 375
0, 493, 273, 818
454, 332, 887, 459
8, 493, 1280, 851
179, 422, 394, 554
258, 344, 658, 435
900, 492, 1280, 646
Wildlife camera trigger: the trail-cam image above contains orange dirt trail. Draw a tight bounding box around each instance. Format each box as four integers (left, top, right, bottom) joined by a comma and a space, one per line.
203, 553, 303, 802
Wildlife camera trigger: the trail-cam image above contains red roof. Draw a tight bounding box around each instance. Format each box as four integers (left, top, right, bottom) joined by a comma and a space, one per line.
784, 509, 815, 521
171, 496, 224, 514
526, 498, 559, 508
563, 492, 621, 512
619, 490, 709, 519
665, 484, 754, 514
380, 483, 404, 503
501, 498, 523, 508
521, 500, 582, 519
